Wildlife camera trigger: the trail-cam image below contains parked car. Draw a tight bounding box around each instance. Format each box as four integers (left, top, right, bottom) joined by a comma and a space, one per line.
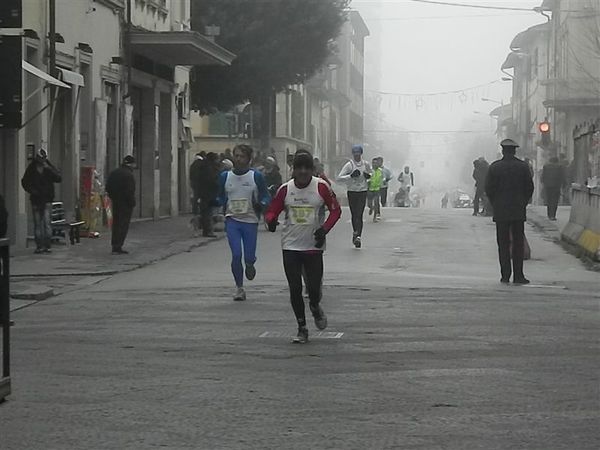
451, 190, 472, 208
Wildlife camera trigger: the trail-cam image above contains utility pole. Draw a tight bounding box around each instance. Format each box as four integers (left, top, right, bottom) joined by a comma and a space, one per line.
48, 0, 56, 144
49, 0, 56, 77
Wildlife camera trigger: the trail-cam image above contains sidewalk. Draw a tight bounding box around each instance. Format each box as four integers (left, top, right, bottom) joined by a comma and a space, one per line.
526, 205, 571, 242
9, 215, 223, 302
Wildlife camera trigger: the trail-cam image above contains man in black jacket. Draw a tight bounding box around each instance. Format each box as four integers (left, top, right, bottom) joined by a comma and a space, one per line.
192, 152, 220, 237
21, 149, 62, 253
485, 139, 534, 285
106, 156, 136, 254
472, 157, 489, 216
541, 157, 566, 221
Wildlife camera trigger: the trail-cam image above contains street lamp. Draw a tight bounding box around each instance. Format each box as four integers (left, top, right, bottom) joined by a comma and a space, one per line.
481, 98, 503, 105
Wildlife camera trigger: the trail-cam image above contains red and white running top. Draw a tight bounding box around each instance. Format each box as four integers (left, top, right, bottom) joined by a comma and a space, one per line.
265, 177, 341, 252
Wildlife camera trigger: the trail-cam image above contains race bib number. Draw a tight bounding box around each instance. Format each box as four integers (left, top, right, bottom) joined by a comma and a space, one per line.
289, 206, 316, 225
229, 198, 249, 215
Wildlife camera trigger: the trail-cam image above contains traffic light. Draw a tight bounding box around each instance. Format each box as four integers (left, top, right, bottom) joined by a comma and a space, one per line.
539, 120, 551, 147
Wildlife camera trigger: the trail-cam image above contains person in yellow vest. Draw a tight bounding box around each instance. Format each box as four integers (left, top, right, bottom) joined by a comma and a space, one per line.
367, 157, 383, 222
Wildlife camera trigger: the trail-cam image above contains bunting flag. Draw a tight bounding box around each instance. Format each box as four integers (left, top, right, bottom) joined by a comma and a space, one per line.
366, 80, 505, 112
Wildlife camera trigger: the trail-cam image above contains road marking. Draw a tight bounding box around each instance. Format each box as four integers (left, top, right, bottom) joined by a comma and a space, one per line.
259, 331, 344, 339
524, 284, 567, 290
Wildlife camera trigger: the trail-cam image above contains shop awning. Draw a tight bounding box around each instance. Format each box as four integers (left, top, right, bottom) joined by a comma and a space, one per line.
130, 31, 236, 67
58, 68, 85, 87
22, 61, 70, 89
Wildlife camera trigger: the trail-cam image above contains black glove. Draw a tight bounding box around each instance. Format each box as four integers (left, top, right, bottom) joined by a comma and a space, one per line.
350, 169, 361, 178
314, 227, 327, 248
363, 172, 371, 180
267, 220, 278, 232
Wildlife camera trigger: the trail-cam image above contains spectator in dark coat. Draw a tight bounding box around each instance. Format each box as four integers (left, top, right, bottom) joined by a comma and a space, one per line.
189, 152, 205, 216
541, 157, 566, 221
472, 157, 489, 216
106, 156, 136, 254
21, 148, 62, 253
191, 152, 220, 237
485, 139, 534, 285
0, 194, 7, 239
263, 156, 283, 193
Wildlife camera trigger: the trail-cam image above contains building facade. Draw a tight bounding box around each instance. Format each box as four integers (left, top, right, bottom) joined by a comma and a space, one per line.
501, 0, 600, 201
0, 0, 233, 247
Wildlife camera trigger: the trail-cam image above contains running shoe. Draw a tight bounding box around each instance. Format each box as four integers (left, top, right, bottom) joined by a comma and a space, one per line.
310, 304, 328, 330
34, 248, 44, 254
353, 235, 362, 248
368, 207, 373, 216
292, 326, 309, 344
513, 278, 530, 285
245, 263, 256, 281
233, 287, 246, 301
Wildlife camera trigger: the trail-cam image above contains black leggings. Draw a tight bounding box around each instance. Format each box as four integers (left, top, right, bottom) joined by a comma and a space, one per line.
347, 191, 367, 236
283, 251, 323, 326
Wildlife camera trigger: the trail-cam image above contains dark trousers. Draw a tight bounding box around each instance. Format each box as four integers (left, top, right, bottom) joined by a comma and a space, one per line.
380, 187, 388, 207
347, 191, 367, 236
199, 198, 213, 235
473, 187, 485, 214
283, 250, 323, 327
112, 203, 133, 251
367, 190, 381, 216
32, 202, 52, 249
544, 187, 561, 219
496, 221, 525, 281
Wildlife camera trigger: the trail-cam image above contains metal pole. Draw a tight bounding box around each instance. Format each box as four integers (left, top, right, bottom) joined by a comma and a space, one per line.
48, 0, 56, 144
1, 239, 10, 382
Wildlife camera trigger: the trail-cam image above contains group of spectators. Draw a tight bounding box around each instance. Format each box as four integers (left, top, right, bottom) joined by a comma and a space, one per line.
188, 149, 290, 237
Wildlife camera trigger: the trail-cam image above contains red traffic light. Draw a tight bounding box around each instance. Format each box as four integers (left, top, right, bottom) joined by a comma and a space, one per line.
539, 121, 550, 133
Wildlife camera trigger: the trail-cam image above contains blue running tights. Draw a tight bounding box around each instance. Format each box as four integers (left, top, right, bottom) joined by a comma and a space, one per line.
226, 218, 258, 287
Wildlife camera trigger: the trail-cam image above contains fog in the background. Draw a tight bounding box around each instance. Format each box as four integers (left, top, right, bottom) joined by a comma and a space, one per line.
353, 0, 546, 198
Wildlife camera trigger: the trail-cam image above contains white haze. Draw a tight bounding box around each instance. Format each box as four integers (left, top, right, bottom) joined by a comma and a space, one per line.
353, 0, 545, 197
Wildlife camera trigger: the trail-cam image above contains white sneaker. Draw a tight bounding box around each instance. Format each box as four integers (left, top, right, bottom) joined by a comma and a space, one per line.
233, 287, 246, 301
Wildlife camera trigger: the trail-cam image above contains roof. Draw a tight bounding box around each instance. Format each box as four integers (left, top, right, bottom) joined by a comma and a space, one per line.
501, 52, 524, 70
350, 11, 370, 38
510, 23, 550, 51
489, 104, 512, 118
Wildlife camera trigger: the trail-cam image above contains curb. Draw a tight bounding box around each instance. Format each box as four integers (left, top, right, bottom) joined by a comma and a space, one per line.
528, 211, 600, 272
10, 235, 224, 279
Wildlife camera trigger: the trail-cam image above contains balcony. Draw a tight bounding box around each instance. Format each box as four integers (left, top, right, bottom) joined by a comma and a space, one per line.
543, 78, 600, 111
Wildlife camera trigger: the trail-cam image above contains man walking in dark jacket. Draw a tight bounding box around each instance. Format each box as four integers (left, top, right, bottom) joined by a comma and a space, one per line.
541, 157, 566, 221
21, 148, 62, 253
192, 152, 220, 237
106, 156, 136, 254
485, 139, 534, 285
472, 157, 489, 216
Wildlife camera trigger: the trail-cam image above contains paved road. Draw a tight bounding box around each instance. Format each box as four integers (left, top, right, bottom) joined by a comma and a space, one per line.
1, 207, 599, 449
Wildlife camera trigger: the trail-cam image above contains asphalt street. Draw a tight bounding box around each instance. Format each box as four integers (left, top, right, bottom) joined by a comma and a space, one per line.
1, 207, 599, 449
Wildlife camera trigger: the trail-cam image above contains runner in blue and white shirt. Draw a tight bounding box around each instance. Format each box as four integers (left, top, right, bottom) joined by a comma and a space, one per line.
218, 144, 270, 301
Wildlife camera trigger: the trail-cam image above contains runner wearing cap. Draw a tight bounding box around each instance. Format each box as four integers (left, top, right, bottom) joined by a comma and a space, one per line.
337, 144, 371, 248
265, 150, 342, 343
